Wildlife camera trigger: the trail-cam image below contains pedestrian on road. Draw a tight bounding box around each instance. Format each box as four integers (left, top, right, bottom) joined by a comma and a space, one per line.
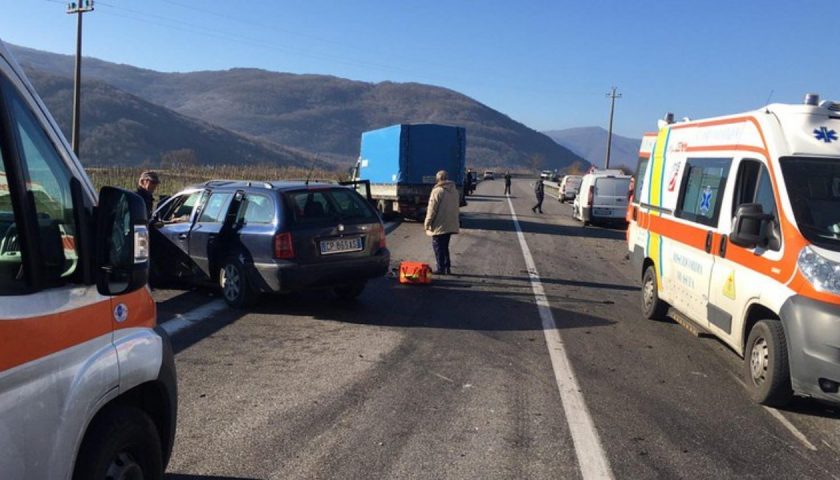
136, 170, 160, 216
531, 177, 544, 214
504, 171, 512, 195
425, 170, 460, 275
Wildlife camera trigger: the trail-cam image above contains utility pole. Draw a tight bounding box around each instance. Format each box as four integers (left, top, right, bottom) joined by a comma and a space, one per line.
605, 86, 622, 169
66, 1, 94, 157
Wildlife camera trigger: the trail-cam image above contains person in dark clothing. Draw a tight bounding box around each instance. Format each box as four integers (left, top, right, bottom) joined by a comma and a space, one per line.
504, 171, 512, 195
531, 178, 544, 213
136, 170, 160, 216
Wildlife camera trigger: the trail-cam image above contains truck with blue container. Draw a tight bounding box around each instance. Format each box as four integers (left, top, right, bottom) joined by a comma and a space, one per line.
353, 124, 466, 219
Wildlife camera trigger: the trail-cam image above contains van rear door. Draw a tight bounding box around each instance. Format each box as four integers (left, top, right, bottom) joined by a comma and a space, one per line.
593, 177, 630, 219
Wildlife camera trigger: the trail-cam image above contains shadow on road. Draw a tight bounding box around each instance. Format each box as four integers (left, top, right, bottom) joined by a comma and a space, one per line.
167, 475, 260, 480
460, 213, 626, 240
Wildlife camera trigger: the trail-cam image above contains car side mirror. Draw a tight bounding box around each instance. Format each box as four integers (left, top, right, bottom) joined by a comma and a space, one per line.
730, 203, 772, 248
95, 187, 150, 295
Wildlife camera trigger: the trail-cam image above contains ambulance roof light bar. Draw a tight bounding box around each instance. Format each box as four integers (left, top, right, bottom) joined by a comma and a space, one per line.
657, 112, 675, 130
804, 93, 820, 106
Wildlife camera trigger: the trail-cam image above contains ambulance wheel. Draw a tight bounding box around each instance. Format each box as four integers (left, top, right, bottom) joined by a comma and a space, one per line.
745, 320, 793, 406
641, 265, 668, 320
73, 406, 163, 480
220, 256, 257, 308
334, 281, 367, 301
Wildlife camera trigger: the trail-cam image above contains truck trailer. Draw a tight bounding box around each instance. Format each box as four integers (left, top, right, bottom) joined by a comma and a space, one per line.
354, 124, 466, 219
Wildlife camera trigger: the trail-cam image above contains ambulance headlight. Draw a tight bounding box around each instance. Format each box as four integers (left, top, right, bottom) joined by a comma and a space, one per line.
798, 246, 840, 295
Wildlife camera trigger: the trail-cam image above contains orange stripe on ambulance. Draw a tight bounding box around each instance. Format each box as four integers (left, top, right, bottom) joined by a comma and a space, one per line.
628, 94, 840, 407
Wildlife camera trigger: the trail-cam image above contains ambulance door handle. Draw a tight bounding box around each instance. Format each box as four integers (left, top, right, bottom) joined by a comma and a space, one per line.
705, 231, 713, 253
719, 235, 728, 258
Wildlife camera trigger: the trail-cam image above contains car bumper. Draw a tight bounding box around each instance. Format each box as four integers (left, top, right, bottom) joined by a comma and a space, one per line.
250, 249, 390, 293
780, 295, 840, 404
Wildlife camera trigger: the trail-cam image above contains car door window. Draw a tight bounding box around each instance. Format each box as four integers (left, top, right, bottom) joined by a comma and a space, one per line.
236, 194, 274, 224
162, 191, 203, 223
733, 159, 781, 250
198, 192, 232, 223
0, 150, 27, 294
7, 86, 78, 283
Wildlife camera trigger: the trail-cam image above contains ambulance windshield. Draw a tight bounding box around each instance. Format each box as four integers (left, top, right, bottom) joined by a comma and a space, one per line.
780, 157, 840, 250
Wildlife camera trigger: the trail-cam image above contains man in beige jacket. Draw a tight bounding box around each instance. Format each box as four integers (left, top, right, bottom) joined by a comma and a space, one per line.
424, 170, 460, 275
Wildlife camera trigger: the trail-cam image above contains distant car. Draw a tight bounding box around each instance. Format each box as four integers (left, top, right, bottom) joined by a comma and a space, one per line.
559, 175, 582, 202
151, 180, 390, 307
540, 170, 553, 180
573, 172, 632, 226
483, 170, 495, 180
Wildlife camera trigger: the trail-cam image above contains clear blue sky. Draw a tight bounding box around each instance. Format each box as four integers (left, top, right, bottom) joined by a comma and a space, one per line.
1, 0, 837, 139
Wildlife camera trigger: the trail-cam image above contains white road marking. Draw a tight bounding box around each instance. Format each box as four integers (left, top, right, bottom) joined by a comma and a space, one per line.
763, 407, 817, 451
506, 196, 614, 480
159, 299, 228, 337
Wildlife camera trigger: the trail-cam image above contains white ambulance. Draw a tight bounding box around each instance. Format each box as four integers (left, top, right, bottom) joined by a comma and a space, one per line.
627, 95, 840, 406
0, 40, 177, 478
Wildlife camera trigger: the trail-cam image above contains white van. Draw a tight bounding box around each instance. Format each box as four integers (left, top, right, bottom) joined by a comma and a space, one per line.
628, 95, 840, 406
573, 170, 631, 225
559, 175, 582, 202
0, 39, 177, 478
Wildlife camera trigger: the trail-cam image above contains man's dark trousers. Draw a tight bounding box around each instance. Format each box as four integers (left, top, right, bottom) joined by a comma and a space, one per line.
432, 233, 452, 273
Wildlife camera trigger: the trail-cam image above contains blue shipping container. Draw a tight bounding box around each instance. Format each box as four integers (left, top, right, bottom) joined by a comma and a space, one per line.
359, 124, 466, 185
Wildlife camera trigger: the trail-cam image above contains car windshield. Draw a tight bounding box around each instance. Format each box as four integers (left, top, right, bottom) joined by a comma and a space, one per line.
780, 156, 840, 250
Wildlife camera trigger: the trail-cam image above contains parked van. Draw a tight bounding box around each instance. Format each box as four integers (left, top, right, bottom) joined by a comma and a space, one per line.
0, 40, 176, 478
573, 170, 631, 225
559, 175, 582, 202
628, 95, 840, 406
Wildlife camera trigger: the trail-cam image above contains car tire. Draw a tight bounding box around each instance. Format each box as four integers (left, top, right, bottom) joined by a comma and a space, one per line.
334, 281, 367, 301
220, 256, 258, 308
745, 320, 793, 406
641, 265, 668, 320
73, 406, 163, 480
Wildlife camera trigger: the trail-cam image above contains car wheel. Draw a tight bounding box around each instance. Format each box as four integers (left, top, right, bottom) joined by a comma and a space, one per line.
220, 256, 257, 308
641, 265, 668, 320
334, 281, 367, 301
745, 320, 793, 406
73, 406, 163, 480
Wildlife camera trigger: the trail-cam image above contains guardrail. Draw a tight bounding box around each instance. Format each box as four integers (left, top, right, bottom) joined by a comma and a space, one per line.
543, 180, 561, 199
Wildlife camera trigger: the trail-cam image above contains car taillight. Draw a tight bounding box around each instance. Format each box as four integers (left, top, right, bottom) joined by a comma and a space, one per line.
587, 185, 594, 206
274, 232, 294, 259
377, 223, 387, 249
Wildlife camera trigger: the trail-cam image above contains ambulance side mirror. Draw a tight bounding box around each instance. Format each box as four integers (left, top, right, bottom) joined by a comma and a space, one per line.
95, 187, 150, 296
730, 203, 773, 248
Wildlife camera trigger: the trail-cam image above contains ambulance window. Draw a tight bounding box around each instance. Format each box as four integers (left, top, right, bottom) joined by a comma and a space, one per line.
7, 86, 78, 284
633, 157, 648, 202
733, 160, 780, 250
0, 147, 28, 294
676, 158, 731, 227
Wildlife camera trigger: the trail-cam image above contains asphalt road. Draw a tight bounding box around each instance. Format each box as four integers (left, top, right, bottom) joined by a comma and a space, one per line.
156, 178, 840, 480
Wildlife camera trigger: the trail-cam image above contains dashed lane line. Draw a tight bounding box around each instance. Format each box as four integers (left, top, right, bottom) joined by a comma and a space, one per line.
506, 194, 614, 480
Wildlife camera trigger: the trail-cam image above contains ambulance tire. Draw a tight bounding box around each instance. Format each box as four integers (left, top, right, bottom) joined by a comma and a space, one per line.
641, 266, 668, 320
745, 320, 793, 406
220, 256, 258, 308
73, 406, 163, 480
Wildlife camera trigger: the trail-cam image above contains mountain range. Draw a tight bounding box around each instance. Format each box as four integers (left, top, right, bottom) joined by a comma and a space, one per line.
9, 44, 588, 171
542, 127, 640, 172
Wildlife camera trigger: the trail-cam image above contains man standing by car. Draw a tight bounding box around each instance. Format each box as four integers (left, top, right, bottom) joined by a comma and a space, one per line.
504, 171, 512, 195
136, 170, 160, 215
531, 177, 544, 214
425, 170, 460, 275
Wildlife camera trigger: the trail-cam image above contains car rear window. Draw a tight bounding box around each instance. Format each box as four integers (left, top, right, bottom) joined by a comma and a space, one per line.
285, 188, 377, 223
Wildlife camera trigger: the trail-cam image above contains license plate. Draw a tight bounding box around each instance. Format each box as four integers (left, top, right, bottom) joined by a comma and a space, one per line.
320, 237, 363, 255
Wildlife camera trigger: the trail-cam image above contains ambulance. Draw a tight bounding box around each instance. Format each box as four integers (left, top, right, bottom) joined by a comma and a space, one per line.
0, 39, 176, 479
627, 95, 840, 406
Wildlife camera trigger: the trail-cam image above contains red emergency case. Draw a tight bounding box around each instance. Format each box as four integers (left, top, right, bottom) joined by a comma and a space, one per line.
399, 261, 432, 285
